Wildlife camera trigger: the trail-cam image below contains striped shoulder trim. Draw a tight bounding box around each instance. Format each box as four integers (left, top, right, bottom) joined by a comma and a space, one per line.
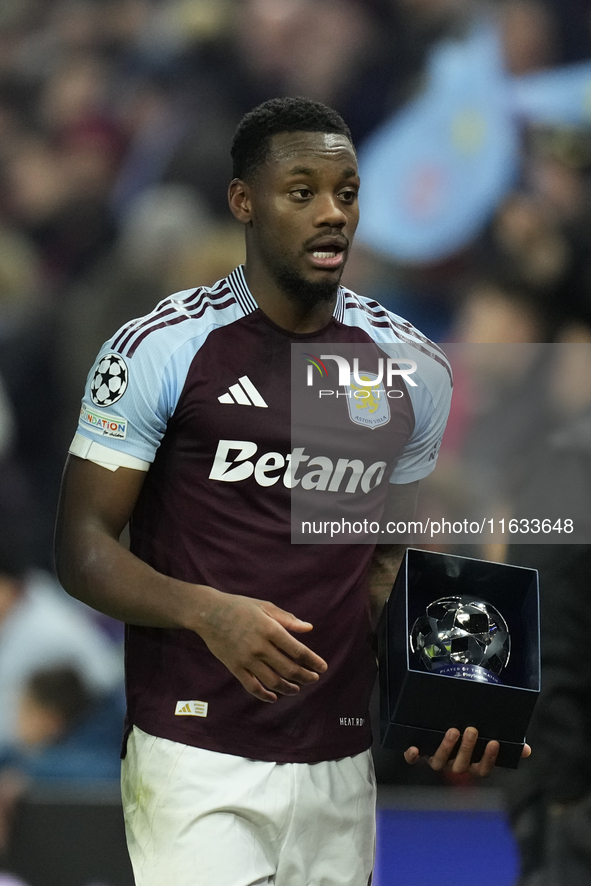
227, 266, 259, 314
112, 270, 256, 358
341, 290, 453, 385
334, 288, 346, 323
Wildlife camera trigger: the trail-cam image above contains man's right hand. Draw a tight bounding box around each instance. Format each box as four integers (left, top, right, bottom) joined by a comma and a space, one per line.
194, 589, 328, 703
56, 457, 327, 703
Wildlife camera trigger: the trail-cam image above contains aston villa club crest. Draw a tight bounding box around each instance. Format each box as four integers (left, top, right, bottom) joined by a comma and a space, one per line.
344, 371, 391, 429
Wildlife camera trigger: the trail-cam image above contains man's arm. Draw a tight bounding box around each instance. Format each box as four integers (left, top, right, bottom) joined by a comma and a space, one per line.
368, 544, 406, 629
55, 455, 327, 704
368, 480, 419, 626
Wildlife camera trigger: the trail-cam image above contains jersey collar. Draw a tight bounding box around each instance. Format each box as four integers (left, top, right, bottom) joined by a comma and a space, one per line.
228, 265, 346, 323
227, 266, 258, 315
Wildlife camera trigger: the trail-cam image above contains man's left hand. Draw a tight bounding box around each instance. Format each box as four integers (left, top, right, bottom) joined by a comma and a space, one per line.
404, 727, 532, 777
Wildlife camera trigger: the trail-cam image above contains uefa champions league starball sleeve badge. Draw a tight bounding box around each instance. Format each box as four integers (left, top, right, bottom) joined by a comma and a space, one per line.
410, 596, 510, 685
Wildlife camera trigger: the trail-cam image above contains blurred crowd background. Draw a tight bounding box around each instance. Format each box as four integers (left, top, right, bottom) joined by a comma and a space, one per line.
1, 0, 591, 883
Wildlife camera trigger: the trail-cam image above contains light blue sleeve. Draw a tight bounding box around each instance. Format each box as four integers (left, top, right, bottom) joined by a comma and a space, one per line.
387, 345, 453, 484
75, 325, 205, 463
336, 290, 453, 485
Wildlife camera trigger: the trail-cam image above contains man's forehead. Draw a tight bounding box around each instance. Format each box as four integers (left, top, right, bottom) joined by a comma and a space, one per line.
267, 131, 357, 171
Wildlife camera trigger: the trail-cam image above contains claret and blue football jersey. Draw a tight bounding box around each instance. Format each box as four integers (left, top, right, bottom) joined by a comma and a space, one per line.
72, 266, 452, 763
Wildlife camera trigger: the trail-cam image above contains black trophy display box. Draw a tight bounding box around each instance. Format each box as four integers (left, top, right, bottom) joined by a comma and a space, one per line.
378, 548, 540, 768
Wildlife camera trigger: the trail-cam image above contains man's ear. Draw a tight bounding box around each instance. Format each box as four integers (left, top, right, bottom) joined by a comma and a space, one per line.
228, 178, 253, 224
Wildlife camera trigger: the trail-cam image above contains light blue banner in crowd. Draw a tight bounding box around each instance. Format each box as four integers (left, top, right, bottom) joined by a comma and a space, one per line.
357, 19, 591, 263
512, 60, 591, 126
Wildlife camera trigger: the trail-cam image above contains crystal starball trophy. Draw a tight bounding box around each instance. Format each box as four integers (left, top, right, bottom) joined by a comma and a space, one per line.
379, 549, 539, 768
410, 595, 511, 685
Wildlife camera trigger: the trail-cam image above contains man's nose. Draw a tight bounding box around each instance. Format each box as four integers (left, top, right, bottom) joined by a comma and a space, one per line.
314, 193, 348, 227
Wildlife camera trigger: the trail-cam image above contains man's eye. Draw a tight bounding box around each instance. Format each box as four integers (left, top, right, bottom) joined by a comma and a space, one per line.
340, 190, 358, 203
291, 188, 312, 199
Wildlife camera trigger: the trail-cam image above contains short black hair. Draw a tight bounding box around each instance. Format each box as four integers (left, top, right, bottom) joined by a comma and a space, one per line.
27, 665, 92, 728
231, 97, 353, 181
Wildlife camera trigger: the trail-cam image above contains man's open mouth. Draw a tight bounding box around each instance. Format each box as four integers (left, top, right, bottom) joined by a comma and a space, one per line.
307, 238, 347, 269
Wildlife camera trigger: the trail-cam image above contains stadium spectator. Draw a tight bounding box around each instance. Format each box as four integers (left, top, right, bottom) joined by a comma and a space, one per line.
0, 664, 124, 780
0, 664, 123, 860
12, 666, 92, 752
504, 326, 591, 881
0, 533, 123, 756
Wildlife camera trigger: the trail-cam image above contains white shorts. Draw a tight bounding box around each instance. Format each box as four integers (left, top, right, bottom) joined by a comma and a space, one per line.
121, 727, 376, 886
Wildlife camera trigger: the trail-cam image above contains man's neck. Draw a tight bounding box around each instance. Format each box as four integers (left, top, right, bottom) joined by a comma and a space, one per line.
243, 263, 337, 334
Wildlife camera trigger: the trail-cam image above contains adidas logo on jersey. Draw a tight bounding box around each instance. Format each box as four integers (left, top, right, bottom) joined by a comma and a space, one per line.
218, 376, 268, 408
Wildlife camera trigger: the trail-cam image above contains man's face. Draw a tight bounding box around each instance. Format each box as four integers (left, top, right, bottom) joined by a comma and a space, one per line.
248, 131, 360, 306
